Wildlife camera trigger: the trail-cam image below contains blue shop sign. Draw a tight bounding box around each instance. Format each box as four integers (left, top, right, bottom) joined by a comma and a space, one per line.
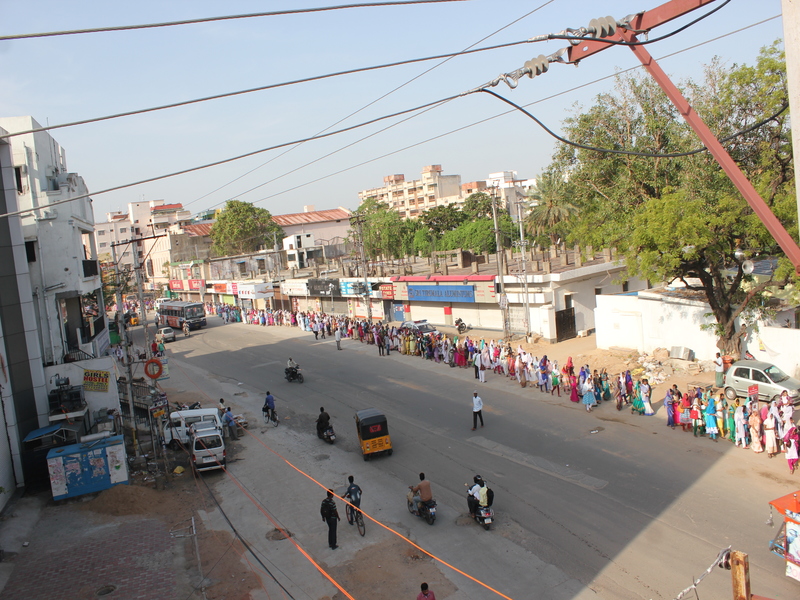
408, 285, 474, 303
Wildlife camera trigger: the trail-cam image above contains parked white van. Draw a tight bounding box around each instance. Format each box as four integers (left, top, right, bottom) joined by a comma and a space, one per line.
163, 408, 222, 449
191, 429, 225, 472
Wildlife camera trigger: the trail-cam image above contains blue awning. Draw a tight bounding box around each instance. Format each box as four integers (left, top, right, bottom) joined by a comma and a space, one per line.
23, 422, 81, 442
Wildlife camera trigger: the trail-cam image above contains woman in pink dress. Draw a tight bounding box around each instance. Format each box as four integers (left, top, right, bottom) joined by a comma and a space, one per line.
569, 374, 579, 403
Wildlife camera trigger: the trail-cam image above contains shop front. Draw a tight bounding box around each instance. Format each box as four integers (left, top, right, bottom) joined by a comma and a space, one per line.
390, 275, 502, 329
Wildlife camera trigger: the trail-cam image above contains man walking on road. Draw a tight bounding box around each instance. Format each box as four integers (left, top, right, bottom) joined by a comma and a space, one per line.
320, 489, 340, 549
417, 582, 436, 600
335, 327, 342, 350
471, 391, 484, 430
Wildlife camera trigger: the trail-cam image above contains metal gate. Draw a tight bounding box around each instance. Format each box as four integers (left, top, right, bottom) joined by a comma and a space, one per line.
555, 307, 577, 342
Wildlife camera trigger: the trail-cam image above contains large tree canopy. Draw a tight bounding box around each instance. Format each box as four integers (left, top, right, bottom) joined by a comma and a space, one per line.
548, 43, 794, 354
210, 200, 284, 256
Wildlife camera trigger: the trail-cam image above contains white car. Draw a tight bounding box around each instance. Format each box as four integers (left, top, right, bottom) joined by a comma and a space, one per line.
156, 327, 176, 343
400, 320, 438, 336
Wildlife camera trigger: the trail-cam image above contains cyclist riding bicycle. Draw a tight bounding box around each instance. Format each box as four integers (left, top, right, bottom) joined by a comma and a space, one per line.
344, 475, 362, 522
262, 391, 276, 422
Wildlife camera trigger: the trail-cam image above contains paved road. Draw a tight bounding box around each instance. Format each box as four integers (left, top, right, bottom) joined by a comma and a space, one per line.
149, 318, 799, 600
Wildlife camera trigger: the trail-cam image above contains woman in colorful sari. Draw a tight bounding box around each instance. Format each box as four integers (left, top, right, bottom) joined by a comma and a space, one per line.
516, 353, 527, 388
664, 389, 676, 428
507, 350, 516, 380
538, 357, 549, 392
782, 420, 799, 473
613, 375, 623, 410
726, 399, 736, 442
641, 378, 655, 416
600, 369, 611, 402
625, 371, 634, 405
679, 393, 692, 431
631, 381, 645, 415
748, 404, 764, 453
763, 403, 779, 457
569, 372, 579, 403
704, 397, 719, 441
715, 394, 727, 439
591, 370, 603, 405
551, 361, 561, 397
565, 356, 574, 377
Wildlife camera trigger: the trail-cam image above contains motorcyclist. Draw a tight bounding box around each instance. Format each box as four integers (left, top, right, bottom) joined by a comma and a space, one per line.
316, 406, 330, 439
286, 357, 299, 380
467, 475, 483, 517
409, 472, 432, 514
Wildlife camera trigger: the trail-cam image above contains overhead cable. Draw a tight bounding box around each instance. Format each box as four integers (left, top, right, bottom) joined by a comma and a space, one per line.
0, 0, 466, 41
188, 0, 559, 209
0, 96, 458, 219
0, 16, 780, 221
0, 39, 532, 141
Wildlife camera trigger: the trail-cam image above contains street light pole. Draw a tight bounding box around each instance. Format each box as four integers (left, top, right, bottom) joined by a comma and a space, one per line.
350, 215, 372, 323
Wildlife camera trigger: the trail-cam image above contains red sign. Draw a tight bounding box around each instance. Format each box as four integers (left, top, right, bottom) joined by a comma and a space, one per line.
188, 279, 205, 290
748, 384, 759, 398
169, 279, 185, 291
213, 283, 227, 293
379, 283, 395, 299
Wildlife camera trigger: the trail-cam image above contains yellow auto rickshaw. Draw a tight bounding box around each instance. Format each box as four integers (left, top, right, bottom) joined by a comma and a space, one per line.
355, 408, 392, 461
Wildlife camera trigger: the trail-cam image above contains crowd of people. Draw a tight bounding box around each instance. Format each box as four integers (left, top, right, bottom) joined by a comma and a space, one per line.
208, 306, 800, 475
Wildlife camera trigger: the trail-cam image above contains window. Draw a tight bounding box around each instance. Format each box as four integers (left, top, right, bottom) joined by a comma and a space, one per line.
14, 167, 24, 194
564, 294, 573, 309
99, 242, 107, 248
622, 281, 629, 292
25, 241, 36, 262
119, 227, 127, 233
752, 370, 769, 384
97, 230, 105, 236
733, 367, 750, 379
594, 288, 602, 296
238, 263, 247, 275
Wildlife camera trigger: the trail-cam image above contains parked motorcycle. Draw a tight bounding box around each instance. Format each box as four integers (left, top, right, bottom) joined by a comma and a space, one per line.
284, 366, 304, 383
320, 425, 336, 444
466, 478, 495, 530
455, 318, 468, 334
407, 490, 436, 525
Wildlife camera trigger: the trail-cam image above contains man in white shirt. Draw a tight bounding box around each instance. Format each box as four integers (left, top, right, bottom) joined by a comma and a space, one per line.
471, 391, 484, 430
335, 327, 342, 350
714, 353, 724, 388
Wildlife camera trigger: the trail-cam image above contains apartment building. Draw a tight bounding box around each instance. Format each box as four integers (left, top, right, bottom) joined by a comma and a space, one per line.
357, 165, 462, 219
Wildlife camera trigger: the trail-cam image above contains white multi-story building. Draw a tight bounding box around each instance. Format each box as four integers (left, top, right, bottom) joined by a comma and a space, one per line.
358, 165, 462, 219
0, 117, 120, 505
95, 211, 135, 269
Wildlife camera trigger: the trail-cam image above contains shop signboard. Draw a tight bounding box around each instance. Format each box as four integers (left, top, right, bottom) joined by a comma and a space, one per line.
188, 279, 206, 290
213, 283, 227, 293
407, 284, 475, 303
281, 280, 309, 296
380, 283, 395, 299
307, 278, 341, 297
238, 283, 274, 300
169, 279, 185, 291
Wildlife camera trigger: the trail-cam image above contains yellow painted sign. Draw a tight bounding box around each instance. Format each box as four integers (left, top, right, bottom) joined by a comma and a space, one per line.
83, 370, 110, 392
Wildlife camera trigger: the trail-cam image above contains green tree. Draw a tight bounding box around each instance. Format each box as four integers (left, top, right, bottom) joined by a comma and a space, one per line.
524, 169, 577, 245
548, 43, 794, 354
418, 204, 465, 235
461, 192, 494, 220
353, 197, 408, 260
210, 200, 284, 256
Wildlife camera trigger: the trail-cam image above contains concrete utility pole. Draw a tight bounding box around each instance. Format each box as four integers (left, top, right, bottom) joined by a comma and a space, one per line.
781, 0, 800, 232
111, 242, 137, 454
490, 186, 509, 340
515, 199, 531, 336
351, 215, 372, 323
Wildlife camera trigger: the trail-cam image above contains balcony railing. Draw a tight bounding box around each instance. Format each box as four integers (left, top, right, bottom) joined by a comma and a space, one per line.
82, 259, 99, 278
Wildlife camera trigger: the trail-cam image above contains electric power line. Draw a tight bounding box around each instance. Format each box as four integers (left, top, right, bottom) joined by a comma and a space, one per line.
186, 0, 560, 211
0, 0, 466, 41
0, 15, 780, 221
0, 39, 532, 142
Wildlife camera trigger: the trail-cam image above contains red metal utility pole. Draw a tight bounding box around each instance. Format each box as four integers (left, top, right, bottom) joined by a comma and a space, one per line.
566, 0, 800, 273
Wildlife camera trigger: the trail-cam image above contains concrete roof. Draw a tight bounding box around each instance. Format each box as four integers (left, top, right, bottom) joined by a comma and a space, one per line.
152, 203, 184, 212
272, 208, 351, 227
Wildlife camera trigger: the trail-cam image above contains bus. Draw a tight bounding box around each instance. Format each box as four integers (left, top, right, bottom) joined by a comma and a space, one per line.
157, 301, 207, 330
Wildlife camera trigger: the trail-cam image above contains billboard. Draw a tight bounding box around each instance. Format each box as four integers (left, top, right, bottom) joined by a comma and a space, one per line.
307, 278, 342, 297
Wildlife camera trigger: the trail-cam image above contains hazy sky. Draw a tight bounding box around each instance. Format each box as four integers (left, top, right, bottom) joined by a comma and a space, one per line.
0, 0, 786, 221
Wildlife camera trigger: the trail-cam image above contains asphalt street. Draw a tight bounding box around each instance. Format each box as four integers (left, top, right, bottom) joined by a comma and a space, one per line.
143, 317, 800, 600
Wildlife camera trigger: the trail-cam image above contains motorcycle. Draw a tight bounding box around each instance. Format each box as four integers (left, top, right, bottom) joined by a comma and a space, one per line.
284, 366, 304, 383
175, 401, 201, 411
320, 424, 336, 444
466, 479, 495, 530
455, 318, 468, 334
407, 489, 436, 525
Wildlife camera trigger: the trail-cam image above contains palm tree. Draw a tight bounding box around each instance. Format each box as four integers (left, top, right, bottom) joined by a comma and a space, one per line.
524, 170, 577, 245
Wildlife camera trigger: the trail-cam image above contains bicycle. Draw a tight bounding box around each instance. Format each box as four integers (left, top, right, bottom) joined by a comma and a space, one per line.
345, 497, 365, 536
262, 407, 279, 427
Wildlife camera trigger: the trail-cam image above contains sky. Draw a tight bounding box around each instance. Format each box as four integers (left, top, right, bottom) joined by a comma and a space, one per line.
0, 0, 787, 222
